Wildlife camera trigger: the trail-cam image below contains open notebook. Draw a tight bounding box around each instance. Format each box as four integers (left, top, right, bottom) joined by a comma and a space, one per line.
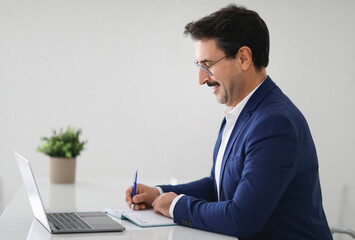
104, 207, 176, 228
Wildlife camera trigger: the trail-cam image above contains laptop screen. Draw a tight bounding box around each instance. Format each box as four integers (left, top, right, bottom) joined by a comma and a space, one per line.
15, 152, 51, 231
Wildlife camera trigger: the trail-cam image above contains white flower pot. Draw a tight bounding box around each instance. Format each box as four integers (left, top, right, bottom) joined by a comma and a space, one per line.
50, 157, 76, 183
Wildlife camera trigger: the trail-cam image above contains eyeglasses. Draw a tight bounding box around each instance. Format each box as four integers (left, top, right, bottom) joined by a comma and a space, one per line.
194, 56, 226, 76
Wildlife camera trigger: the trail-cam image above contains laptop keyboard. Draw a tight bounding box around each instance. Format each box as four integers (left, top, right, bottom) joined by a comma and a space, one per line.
47, 212, 94, 231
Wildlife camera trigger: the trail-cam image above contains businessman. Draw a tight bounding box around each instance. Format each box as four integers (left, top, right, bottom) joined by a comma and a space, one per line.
125, 4, 332, 240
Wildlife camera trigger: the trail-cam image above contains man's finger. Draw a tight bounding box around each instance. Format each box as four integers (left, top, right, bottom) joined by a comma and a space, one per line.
132, 193, 147, 204
133, 203, 146, 210
151, 196, 158, 208
125, 187, 133, 197
125, 187, 133, 204
152, 199, 159, 214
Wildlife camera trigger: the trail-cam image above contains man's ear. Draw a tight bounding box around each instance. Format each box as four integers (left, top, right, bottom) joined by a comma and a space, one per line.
238, 46, 253, 71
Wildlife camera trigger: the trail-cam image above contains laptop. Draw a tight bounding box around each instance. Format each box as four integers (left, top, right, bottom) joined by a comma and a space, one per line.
14, 152, 125, 234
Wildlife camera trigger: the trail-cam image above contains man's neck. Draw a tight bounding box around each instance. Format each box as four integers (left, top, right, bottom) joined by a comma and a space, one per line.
248, 68, 267, 92
228, 69, 267, 107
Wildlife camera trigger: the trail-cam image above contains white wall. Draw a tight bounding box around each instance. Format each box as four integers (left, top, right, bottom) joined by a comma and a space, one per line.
1, 0, 354, 233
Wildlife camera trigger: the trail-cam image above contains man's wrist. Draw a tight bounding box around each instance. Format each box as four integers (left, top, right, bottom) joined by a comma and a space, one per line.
155, 187, 163, 195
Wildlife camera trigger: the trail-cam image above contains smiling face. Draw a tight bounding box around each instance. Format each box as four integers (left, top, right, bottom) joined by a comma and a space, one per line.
195, 39, 248, 107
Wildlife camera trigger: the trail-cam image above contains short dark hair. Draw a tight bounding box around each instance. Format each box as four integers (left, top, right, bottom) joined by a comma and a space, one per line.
184, 4, 270, 70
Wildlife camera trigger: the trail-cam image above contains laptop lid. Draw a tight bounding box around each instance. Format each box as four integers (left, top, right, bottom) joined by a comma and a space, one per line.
14, 152, 51, 232
15, 152, 125, 234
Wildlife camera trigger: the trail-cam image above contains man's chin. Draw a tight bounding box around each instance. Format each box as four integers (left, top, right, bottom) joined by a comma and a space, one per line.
215, 96, 226, 105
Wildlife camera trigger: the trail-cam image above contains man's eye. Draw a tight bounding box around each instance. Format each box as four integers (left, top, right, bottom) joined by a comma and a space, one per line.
202, 62, 212, 68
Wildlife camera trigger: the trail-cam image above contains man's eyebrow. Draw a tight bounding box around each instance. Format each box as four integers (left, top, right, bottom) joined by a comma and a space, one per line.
198, 59, 212, 63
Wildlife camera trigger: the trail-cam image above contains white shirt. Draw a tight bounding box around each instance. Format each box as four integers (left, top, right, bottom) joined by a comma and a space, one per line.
165, 79, 265, 218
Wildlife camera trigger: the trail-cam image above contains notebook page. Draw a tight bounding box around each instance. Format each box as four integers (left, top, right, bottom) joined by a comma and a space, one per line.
123, 209, 175, 227
105, 207, 175, 227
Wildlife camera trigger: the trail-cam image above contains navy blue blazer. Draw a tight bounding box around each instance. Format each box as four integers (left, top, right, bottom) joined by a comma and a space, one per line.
160, 77, 332, 240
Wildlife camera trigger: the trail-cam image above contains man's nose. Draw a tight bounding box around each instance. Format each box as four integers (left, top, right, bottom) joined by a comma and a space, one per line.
198, 68, 211, 85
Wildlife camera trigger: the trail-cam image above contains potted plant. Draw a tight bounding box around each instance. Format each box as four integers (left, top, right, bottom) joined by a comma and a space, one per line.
37, 126, 87, 183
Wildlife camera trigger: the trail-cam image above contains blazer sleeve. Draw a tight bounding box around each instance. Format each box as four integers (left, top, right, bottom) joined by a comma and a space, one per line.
158, 176, 217, 202
171, 113, 300, 239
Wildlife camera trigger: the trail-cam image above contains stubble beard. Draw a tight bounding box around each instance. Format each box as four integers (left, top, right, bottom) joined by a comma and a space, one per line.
217, 90, 228, 105
220, 77, 242, 107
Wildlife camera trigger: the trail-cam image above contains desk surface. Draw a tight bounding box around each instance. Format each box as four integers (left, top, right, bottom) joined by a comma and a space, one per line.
0, 178, 236, 240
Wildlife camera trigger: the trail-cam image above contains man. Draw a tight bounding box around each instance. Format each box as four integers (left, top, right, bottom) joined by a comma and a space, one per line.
125, 4, 332, 240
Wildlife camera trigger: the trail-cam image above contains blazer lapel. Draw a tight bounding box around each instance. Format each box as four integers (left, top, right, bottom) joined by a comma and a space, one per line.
218, 76, 276, 199
218, 109, 251, 198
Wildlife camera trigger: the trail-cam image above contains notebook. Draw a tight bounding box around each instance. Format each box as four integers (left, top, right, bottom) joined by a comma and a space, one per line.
104, 206, 176, 227
14, 152, 125, 234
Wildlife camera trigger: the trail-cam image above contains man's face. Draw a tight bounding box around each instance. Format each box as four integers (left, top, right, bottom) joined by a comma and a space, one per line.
194, 39, 245, 107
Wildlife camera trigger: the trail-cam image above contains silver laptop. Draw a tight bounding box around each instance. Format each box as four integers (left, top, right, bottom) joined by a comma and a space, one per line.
14, 152, 125, 234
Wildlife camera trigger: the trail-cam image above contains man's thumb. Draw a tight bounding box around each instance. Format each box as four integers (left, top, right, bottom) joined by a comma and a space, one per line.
132, 193, 144, 203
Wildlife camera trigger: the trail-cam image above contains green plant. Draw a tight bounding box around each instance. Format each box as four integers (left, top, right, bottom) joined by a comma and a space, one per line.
37, 126, 87, 158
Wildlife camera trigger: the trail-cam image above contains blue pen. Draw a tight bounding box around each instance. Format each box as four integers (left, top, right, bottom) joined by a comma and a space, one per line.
131, 170, 138, 209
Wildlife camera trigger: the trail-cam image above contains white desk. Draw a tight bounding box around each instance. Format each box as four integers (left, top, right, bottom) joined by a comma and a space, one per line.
0, 179, 236, 240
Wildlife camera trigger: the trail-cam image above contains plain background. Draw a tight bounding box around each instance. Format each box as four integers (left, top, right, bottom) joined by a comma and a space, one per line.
0, 0, 354, 236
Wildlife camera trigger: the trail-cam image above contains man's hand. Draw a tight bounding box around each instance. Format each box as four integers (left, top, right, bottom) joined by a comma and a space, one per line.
151, 192, 178, 218
125, 183, 160, 210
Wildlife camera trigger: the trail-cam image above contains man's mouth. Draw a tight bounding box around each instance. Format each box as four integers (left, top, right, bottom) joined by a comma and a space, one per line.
207, 81, 220, 93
